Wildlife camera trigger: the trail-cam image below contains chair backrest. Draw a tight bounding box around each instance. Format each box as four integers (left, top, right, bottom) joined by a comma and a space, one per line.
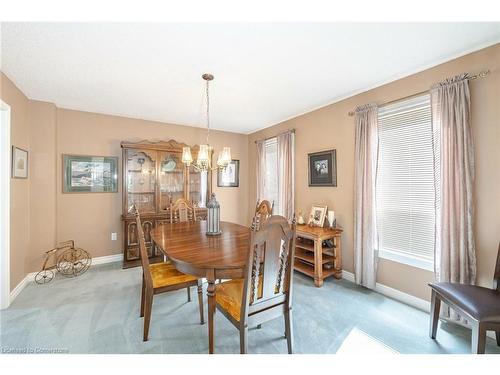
130, 205, 153, 291
170, 198, 196, 223
251, 199, 274, 231
494, 242, 500, 291
241, 215, 296, 322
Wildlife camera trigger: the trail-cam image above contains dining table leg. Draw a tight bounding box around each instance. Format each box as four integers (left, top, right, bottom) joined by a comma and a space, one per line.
207, 271, 216, 354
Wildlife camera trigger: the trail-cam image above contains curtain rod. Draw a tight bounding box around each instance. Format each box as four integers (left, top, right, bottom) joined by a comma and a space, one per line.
254, 129, 295, 143
347, 70, 490, 117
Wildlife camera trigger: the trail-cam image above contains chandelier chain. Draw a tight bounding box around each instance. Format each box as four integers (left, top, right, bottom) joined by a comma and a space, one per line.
206, 79, 210, 145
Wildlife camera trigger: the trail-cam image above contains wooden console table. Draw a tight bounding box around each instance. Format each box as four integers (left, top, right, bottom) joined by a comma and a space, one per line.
294, 225, 343, 287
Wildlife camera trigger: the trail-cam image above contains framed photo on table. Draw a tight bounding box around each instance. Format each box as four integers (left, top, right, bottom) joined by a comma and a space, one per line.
63, 154, 118, 193
11, 146, 28, 179
308, 149, 337, 186
309, 205, 328, 227
217, 159, 239, 187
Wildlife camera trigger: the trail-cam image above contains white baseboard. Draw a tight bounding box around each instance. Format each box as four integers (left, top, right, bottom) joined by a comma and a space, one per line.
91, 253, 123, 265
342, 271, 496, 340
342, 270, 430, 311
7, 252, 123, 307
9, 272, 35, 304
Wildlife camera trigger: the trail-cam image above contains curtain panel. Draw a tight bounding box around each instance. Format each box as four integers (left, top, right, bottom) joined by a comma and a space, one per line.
431, 74, 477, 320
354, 103, 379, 289
277, 131, 295, 221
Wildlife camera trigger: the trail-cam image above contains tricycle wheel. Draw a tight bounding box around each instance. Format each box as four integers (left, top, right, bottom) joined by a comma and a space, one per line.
57, 247, 91, 277
35, 270, 54, 284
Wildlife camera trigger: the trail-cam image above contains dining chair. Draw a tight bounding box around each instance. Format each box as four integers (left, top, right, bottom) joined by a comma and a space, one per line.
428, 242, 500, 354
215, 215, 296, 354
251, 199, 274, 231
132, 205, 204, 341
170, 198, 197, 223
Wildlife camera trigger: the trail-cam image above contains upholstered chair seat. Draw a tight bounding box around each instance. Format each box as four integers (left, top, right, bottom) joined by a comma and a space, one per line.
216, 279, 246, 322
216, 277, 265, 322
150, 262, 199, 289
429, 282, 500, 322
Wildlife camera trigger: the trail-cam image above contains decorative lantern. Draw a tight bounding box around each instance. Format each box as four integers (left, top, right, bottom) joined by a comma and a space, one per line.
206, 193, 221, 236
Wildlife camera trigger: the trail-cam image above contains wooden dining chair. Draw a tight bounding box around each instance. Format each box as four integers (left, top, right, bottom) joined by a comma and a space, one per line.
170, 198, 197, 223
132, 205, 204, 341
215, 215, 296, 354
428, 242, 500, 353
251, 199, 274, 231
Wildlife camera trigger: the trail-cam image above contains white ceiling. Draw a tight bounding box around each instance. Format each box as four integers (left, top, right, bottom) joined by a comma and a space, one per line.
1, 23, 499, 134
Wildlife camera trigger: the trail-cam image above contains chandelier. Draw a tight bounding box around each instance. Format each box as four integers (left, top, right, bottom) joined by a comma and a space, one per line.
181, 73, 231, 172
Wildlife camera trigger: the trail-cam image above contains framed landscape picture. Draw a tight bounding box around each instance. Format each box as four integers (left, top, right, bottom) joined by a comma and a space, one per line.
63, 154, 118, 193
217, 159, 239, 187
11, 146, 28, 179
308, 149, 337, 187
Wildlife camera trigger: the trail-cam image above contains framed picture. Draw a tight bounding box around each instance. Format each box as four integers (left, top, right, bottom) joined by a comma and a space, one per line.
309, 205, 328, 227
12, 146, 28, 179
63, 154, 118, 193
217, 159, 239, 187
308, 149, 337, 186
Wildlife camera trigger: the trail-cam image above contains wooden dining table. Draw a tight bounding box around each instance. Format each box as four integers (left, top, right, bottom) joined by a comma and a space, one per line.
150, 220, 250, 354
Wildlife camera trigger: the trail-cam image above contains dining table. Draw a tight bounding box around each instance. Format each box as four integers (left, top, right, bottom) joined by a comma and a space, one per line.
150, 220, 250, 354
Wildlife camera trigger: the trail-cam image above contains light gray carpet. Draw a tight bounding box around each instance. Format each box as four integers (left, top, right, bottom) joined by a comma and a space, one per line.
1, 262, 499, 354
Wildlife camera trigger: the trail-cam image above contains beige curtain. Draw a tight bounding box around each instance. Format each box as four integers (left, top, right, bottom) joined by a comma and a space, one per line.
255, 140, 266, 203
277, 131, 295, 221
354, 104, 379, 289
431, 74, 476, 319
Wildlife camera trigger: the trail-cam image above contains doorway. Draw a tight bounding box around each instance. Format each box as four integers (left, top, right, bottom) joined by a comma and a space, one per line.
0, 99, 11, 309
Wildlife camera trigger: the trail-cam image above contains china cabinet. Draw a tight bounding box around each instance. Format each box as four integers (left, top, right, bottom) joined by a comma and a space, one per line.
121, 139, 211, 268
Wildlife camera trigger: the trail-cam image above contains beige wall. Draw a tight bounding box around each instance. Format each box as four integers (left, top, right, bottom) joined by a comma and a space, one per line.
248, 43, 500, 301
1, 73, 30, 289
1, 70, 249, 290
27, 101, 58, 273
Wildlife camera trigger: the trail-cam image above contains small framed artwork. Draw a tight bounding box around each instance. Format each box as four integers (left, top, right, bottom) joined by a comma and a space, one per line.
309, 205, 328, 227
217, 159, 239, 187
12, 146, 28, 179
63, 154, 118, 193
308, 149, 337, 187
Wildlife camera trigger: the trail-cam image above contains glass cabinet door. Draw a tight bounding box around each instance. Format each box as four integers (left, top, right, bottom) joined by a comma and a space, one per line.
188, 168, 208, 208
158, 151, 185, 212
125, 149, 157, 213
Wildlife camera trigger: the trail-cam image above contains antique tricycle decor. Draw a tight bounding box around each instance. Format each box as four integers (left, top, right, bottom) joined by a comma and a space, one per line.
35, 240, 92, 284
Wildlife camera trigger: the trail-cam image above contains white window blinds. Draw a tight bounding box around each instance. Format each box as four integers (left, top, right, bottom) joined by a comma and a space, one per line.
376, 94, 435, 270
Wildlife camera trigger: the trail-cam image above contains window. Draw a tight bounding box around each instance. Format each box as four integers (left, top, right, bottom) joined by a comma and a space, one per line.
262, 137, 280, 214
376, 94, 436, 271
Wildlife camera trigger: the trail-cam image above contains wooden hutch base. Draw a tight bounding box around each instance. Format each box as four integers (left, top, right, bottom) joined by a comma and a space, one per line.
294, 224, 343, 287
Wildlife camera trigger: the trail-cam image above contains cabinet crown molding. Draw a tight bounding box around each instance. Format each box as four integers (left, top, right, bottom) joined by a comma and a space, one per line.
121, 139, 201, 152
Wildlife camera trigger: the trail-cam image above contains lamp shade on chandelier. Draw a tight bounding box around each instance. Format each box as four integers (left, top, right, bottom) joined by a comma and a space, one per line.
181, 74, 231, 171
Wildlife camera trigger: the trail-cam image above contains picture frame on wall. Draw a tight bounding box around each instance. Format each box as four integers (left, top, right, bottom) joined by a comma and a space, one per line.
308, 149, 337, 186
217, 159, 239, 187
11, 146, 28, 179
63, 154, 118, 193
309, 204, 328, 227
